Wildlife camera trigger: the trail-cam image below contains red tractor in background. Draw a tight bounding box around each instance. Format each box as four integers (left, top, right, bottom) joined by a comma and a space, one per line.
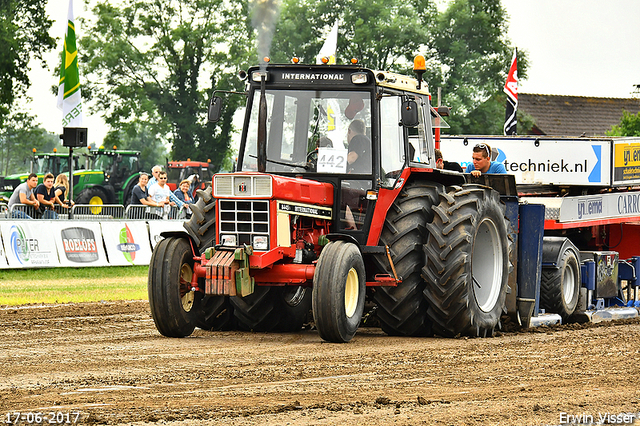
148, 57, 533, 343
166, 160, 215, 199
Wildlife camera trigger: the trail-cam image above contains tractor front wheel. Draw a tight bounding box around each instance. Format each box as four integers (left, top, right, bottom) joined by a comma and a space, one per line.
312, 241, 365, 343
148, 237, 198, 337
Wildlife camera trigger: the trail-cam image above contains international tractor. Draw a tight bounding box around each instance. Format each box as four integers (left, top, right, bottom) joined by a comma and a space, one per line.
148, 57, 636, 343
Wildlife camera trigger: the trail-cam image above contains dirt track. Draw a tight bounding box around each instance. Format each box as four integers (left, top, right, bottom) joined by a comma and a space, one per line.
2, 300, 640, 425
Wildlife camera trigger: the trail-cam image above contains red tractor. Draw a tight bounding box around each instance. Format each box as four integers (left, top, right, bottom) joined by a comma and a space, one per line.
148, 57, 518, 342
166, 160, 215, 196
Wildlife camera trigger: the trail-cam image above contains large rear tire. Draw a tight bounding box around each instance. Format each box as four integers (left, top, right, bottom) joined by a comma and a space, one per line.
312, 241, 366, 343
230, 286, 311, 332
373, 181, 442, 336
148, 237, 198, 337
540, 248, 580, 320
422, 185, 512, 337
184, 187, 216, 251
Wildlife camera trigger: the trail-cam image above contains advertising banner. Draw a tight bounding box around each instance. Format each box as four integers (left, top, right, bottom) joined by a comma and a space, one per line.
148, 220, 187, 249
440, 137, 612, 186
0, 221, 61, 268
0, 232, 10, 268
558, 190, 640, 223
613, 138, 640, 186
101, 221, 152, 266
54, 222, 109, 267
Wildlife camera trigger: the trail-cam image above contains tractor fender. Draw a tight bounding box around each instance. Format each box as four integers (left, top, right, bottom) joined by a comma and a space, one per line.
324, 233, 361, 251
157, 230, 198, 256
542, 236, 580, 269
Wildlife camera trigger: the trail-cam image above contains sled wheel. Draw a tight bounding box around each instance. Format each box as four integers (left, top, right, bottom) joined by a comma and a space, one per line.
312, 240, 366, 343
373, 181, 442, 336
148, 237, 198, 337
423, 184, 512, 337
540, 248, 581, 320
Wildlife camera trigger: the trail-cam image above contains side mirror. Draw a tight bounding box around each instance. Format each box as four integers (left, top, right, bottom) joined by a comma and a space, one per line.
400, 100, 419, 127
208, 96, 223, 122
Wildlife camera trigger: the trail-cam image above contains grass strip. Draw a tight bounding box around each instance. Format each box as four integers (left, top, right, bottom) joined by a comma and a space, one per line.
0, 266, 149, 305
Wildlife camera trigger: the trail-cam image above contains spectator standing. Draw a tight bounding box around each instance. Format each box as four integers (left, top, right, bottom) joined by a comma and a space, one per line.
148, 171, 175, 217
173, 179, 192, 218
147, 164, 184, 207
8, 173, 40, 219
129, 173, 162, 219
35, 173, 59, 219
466, 143, 507, 177
147, 164, 163, 187
53, 174, 74, 210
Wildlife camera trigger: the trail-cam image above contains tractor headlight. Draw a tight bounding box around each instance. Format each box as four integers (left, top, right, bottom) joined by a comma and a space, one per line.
220, 235, 237, 246
252, 235, 268, 250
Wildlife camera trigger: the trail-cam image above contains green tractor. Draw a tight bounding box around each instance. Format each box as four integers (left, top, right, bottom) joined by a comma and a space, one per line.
0, 149, 82, 203
75, 145, 141, 206
0, 147, 141, 207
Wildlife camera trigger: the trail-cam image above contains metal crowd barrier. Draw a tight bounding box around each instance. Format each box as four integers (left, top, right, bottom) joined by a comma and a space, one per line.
71, 204, 125, 220
125, 204, 190, 220
2, 203, 188, 221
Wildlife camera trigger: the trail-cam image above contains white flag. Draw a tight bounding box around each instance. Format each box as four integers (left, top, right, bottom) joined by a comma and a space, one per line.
316, 21, 338, 65
57, 0, 83, 127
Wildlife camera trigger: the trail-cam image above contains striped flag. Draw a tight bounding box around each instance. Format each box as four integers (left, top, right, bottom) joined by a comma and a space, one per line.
503, 49, 517, 135
57, 0, 83, 128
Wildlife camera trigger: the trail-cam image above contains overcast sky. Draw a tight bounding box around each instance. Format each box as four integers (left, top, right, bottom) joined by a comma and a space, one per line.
24, 0, 640, 144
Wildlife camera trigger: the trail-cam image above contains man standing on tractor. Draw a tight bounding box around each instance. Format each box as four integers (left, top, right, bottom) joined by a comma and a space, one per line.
466, 143, 507, 177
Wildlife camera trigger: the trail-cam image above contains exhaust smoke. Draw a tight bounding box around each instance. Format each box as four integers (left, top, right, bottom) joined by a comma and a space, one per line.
250, 0, 282, 68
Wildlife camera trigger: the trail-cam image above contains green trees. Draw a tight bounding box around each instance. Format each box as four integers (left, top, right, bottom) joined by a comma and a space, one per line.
271, 0, 522, 135
428, 0, 526, 134
0, 0, 56, 127
81, 0, 251, 172
0, 112, 60, 176
79, 0, 519, 165
607, 110, 640, 137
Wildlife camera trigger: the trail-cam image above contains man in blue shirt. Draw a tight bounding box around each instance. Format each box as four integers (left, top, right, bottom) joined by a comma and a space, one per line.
466, 143, 507, 177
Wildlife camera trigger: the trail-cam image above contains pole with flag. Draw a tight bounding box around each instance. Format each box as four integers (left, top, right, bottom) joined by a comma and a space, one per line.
57, 0, 83, 128
316, 21, 338, 65
503, 49, 517, 135
57, 0, 85, 213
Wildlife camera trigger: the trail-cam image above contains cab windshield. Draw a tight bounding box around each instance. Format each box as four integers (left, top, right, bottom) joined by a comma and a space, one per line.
240, 89, 372, 174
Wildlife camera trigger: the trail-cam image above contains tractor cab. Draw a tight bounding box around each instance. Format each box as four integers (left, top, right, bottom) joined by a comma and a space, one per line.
31, 152, 81, 176
225, 63, 450, 244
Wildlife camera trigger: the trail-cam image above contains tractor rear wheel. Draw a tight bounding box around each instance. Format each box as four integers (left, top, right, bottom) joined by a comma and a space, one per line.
373, 181, 442, 336
540, 248, 580, 320
230, 286, 311, 332
148, 237, 198, 337
312, 240, 365, 343
76, 188, 109, 214
422, 185, 512, 337
184, 187, 216, 250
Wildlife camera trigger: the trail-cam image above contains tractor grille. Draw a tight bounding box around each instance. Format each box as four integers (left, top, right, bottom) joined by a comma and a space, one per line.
218, 200, 270, 247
